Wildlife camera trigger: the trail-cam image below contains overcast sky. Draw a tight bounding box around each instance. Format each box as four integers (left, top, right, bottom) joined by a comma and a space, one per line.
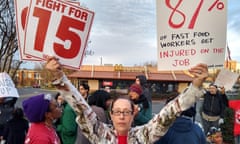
21, 0, 240, 68
79, 0, 240, 66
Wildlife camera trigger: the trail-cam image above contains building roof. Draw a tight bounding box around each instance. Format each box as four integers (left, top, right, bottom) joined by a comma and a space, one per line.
68, 65, 193, 82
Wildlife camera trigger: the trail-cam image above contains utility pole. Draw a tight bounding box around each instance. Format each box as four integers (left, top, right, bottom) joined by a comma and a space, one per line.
100, 57, 103, 65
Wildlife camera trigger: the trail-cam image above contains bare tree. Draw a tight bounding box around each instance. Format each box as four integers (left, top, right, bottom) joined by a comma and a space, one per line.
0, 0, 22, 79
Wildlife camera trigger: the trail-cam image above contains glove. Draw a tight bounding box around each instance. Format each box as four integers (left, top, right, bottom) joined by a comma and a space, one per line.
218, 118, 224, 125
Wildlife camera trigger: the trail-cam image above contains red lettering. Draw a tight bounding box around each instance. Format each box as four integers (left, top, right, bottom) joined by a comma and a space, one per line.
33, 7, 51, 52
54, 16, 85, 58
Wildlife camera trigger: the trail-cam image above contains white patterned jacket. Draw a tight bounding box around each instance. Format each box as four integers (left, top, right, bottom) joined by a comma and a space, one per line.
57, 75, 204, 144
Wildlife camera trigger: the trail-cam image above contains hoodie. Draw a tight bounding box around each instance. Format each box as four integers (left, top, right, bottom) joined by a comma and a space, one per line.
154, 117, 206, 144
136, 75, 152, 104
136, 75, 147, 87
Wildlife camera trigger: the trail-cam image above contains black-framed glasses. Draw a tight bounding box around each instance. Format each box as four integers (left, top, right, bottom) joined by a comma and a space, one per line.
111, 110, 133, 116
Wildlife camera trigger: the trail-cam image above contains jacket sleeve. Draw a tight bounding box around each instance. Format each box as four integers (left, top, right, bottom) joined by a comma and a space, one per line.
134, 84, 204, 143
55, 75, 115, 143
219, 94, 226, 118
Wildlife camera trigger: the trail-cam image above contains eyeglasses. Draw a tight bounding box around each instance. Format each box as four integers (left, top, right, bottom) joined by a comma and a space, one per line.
111, 110, 133, 116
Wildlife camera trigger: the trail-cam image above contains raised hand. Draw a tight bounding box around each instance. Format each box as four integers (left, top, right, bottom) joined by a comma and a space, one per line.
189, 63, 208, 88
45, 56, 63, 79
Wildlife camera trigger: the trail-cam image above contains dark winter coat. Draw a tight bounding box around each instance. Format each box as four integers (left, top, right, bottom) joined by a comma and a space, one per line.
154, 117, 206, 144
202, 92, 225, 118
132, 94, 152, 126
0, 97, 17, 136
136, 75, 152, 104
3, 117, 29, 144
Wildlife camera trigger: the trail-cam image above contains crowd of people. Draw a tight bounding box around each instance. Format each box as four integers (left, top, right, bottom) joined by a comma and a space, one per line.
0, 57, 236, 144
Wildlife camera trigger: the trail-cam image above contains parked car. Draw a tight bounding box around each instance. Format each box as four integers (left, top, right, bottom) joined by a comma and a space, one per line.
32, 84, 40, 88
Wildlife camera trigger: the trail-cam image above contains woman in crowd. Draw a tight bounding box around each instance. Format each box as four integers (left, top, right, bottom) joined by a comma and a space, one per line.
45, 56, 208, 144
128, 83, 152, 126
22, 93, 62, 143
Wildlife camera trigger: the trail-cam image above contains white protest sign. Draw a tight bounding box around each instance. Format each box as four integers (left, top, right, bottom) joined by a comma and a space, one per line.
214, 69, 239, 91
14, 0, 40, 61
23, 0, 94, 69
14, 0, 81, 62
0, 73, 19, 98
156, 0, 227, 70
67, 1, 80, 6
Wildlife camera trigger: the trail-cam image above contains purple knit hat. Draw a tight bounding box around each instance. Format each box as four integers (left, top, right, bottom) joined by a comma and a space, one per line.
129, 83, 143, 95
22, 94, 52, 122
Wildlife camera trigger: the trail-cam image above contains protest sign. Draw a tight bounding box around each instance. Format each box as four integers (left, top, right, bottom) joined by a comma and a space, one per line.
14, 0, 81, 62
14, 0, 40, 61
214, 69, 239, 91
14, 0, 94, 69
156, 0, 227, 70
0, 73, 19, 98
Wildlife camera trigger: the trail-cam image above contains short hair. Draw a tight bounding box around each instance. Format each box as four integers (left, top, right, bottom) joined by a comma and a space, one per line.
80, 83, 90, 91
207, 127, 221, 137
209, 83, 218, 88
54, 92, 61, 100
13, 107, 24, 118
136, 75, 147, 86
88, 90, 111, 110
110, 95, 134, 112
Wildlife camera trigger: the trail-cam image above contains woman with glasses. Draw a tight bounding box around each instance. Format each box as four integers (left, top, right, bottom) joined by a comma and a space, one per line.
45, 56, 208, 144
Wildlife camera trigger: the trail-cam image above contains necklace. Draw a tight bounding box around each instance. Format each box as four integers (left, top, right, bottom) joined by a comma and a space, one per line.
44, 121, 54, 130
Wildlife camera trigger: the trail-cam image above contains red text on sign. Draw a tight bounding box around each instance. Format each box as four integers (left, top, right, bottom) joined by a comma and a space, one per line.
68, 7, 88, 21
172, 58, 190, 67
32, 6, 86, 59
54, 16, 85, 58
36, 0, 67, 13
200, 48, 209, 54
165, 0, 203, 29
213, 48, 224, 53
33, 7, 51, 52
159, 49, 196, 58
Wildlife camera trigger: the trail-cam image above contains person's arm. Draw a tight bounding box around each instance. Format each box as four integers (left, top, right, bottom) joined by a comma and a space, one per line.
45, 57, 114, 143
133, 63, 208, 143
219, 94, 226, 118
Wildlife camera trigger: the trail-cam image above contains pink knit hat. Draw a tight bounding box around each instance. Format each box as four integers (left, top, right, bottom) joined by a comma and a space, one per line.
129, 83, 142, 95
